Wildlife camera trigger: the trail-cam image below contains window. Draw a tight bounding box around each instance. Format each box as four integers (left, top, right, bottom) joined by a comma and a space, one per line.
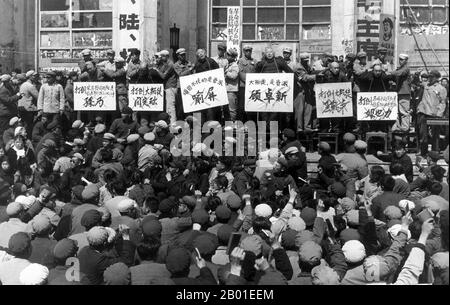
211, 0, 330, 41
39, 0, 113, 61
400, 0, 449, 25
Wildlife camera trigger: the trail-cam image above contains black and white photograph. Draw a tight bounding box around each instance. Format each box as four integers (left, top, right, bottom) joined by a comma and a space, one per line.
0, 0, 448, 296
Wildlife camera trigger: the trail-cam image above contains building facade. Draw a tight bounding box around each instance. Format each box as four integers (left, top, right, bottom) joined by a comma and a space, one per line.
0, 0, 448, 74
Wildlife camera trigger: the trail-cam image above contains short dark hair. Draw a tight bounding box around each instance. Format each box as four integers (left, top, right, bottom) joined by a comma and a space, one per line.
390, 163, 405, 176
381, 175, 396, 191
431, 165, 446, 182
215, 176, 229, 190
429, 181, 443, 195
370, 165, 385, 184
111, 179, 127, 196
252, 217, 271, 234
137, 237, 161, 261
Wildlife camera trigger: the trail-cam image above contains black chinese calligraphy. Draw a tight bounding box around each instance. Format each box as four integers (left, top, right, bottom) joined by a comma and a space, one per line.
83, 96, 104, 108
119, 14, 140, 30
363, 108, 393, 120
317, 87, 352, 116
133, 96, 159, 108
248, 87, 289, 108
357, 94, 398, 121
190, 87, 217, 106
130, 86, 163, 97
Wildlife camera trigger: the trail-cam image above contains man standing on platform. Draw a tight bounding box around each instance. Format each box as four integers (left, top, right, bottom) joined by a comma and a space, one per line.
390, 54, 411, 133
212, 44, 228, 70
173, 48, 194, 121
151, 50, 177, 124
238, 45, 256, 122
37, 72, 65, 128
416, 70, 447, 157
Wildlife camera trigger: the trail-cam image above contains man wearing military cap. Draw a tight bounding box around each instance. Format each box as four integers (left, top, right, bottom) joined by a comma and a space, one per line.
0, 74, 23, 146
127, 49, 144, 84
151, 50, 178, 124
294, 52, 317, 132
238, 45, 256, 121
388, 53, 411, 132
78, 49, 95, 73
174, 48, 194, 120
18, 70, 40, 136
91, 131, 124, 169
101, 56, 127, 89
416, 69, 447, 156
282, 47, 295, 70
224, 48, 240, 122
213, 43, 228, 69
37, 71, 65, 131
98, 49, 116, 82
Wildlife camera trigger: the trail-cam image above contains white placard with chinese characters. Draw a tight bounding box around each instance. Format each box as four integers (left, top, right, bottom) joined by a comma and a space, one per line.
227, 7, 241, 57
180, 69, 229, 113
315, 82, 353, 118
74, 82, 116, 111
357, 92, 398, 121
245, 73, 294, 113
117, 0, 141, 52
129, 84, 164, 112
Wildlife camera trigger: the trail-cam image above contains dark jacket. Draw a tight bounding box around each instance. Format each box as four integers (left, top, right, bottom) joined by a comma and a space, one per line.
358, 71, 393, 92
377, 153, 414, 183
194, 57, 220, 74
255, 57, 293, 74
0, 84, 20, 118
231, 170, 253, 198
78, 239, 136, 285
171, 266, 217, 285
318, 69, 348, 83
7, 145, 36, 173
371, 191, 406, 222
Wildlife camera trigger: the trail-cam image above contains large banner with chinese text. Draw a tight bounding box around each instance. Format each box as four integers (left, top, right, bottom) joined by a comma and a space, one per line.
227, 7, 241, 58
117, 0, 141, 53
315, 82, 353, 118
129, 84, 164, 112
74, 82, 116, 111
245, 73, 294, 113
180, 69, 229, 113
357, 92, 398, 121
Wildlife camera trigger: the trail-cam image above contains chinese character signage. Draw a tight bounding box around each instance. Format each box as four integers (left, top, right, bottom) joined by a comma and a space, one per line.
356, 0, 382, 61
74, 82, 116, 111
245, 74, 294, 113
357, 92, 398, 121
180, 69, 229, 113
379, 14, 396, 62
129, 84, 164, 112
315, 83, 353, 118
118, 0, 141, 52
227, 7, 241, 57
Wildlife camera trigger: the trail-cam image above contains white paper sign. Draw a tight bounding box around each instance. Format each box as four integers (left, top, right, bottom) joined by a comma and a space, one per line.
245, 73, 294, 113
315, 82, 353, 118
227, 7, 241, 57
180, 69, 229, 113
357, 92, 398, 121
117, 0, 141, 52
129, 84, 164, 112
74, 82, 116, 111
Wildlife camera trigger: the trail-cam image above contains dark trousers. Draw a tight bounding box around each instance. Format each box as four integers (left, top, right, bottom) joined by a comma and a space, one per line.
0, 117, 11, 147
417, 113, 439, 156
18, 110, 36, 137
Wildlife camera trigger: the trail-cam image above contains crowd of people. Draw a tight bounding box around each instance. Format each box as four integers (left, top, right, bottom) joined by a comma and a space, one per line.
0, 45, 448, 285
